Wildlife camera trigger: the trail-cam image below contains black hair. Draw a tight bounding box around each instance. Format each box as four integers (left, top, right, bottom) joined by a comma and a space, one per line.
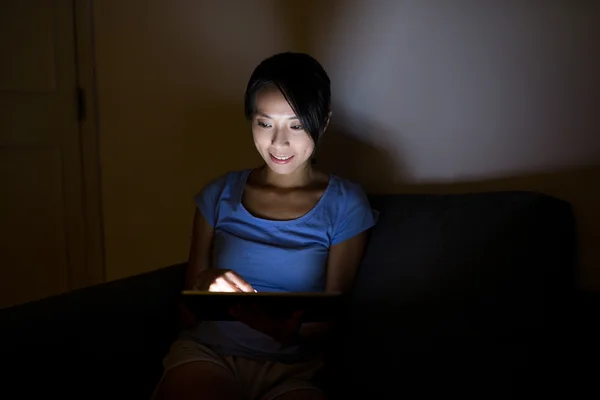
244, 52, 331, 144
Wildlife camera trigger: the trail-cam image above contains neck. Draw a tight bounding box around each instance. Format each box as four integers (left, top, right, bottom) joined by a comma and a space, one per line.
261, 163, 313, 189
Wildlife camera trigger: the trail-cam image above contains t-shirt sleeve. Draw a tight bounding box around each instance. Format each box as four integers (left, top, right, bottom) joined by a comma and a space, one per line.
331, 181, 378, 245
193, 174, 228, 227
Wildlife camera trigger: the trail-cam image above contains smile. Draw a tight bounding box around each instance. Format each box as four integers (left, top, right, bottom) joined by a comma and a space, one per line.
270, 153, 295, 164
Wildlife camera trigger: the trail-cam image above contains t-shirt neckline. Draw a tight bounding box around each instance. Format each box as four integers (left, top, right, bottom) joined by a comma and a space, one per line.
237, 169, 334, 225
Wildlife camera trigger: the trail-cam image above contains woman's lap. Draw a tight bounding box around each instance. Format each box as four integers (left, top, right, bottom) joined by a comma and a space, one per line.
153, 360, 241, 400
152, 339, 325, 400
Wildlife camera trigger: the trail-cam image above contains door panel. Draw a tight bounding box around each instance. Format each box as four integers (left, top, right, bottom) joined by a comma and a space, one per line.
0, 0, 56, 92
0, 0, 90, 308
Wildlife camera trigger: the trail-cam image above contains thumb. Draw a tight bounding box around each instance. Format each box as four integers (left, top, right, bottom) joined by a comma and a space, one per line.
290, 309, 305, 322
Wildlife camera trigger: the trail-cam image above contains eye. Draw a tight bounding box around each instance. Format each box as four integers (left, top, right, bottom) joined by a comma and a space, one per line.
257, 121, 272, 128
290, 125, 304, 131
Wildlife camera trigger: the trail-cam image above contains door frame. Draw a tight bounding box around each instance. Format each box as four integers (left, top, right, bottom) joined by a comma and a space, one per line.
72, 0, 105, 288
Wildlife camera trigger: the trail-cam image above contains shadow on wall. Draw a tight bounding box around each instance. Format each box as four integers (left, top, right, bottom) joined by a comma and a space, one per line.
316, 110, 406, 194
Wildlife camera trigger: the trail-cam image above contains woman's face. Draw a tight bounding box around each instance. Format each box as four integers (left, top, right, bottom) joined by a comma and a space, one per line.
251, 87, 315, 176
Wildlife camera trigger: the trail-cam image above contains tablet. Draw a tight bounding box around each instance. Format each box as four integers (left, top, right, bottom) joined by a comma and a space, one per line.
181, 291, 347, 322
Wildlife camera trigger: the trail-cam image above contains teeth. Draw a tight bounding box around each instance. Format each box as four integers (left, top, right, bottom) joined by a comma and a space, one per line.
272, 155, 292, 160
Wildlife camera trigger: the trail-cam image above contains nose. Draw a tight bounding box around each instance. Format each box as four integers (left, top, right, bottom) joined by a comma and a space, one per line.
270, 127, 290, 147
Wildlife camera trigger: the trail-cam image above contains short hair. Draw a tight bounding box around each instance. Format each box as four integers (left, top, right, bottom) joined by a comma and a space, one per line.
244, 52, 331, 143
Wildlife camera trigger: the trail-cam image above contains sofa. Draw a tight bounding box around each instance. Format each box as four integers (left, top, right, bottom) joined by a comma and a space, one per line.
1, 191, 593, 399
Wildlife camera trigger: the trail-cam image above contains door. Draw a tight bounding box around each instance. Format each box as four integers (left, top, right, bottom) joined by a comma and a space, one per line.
0, 0, 102, 308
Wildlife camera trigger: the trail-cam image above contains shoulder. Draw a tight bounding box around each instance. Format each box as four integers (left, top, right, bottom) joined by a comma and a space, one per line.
199, 170, 246, 196
325, 175, 378, 245
194, 169, 248, 226
327, 175, 370, 206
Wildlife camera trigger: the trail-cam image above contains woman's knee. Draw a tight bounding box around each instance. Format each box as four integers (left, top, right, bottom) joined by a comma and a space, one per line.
154, 361, 240, 400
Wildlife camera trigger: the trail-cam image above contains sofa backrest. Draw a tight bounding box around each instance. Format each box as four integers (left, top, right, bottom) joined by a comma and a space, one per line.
329, 191, 576, 398
351, 191, 575, 336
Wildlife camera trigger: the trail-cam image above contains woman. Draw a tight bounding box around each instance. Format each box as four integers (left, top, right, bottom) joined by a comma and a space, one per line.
154, 52, 377, 400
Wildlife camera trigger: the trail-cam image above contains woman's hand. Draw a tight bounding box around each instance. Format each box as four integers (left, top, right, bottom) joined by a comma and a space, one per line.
194, 269, 304, 344
194, 269, 255, 292
229, 303, 304, 345
177, 300, 199, 329
180, 270, 253, 329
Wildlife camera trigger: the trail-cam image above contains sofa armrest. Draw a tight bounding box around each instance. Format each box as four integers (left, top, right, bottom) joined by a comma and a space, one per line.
1, 263, 187, 398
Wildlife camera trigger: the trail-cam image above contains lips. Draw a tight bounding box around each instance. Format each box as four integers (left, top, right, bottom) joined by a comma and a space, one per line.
269, 153, 295, 164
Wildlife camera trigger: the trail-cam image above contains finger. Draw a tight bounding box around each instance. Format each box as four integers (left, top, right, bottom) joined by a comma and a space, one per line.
228, 305, 242, 320
224, 272, 255, 293
224, 272, 254, 292
208, 282, 226, 292
285, 309, 305, 327
209, 277, 239, 292
218, 277, 240, 292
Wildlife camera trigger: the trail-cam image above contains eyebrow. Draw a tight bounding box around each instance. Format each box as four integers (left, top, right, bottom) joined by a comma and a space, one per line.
256, 111, 299, 120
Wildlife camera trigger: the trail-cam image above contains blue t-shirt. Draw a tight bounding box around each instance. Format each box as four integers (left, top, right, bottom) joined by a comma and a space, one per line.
185, 169, 377, 361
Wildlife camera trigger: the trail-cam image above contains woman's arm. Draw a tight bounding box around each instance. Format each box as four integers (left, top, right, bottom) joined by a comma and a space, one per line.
298, 230, 370, 342
185, 209, 215, 290
324, 230, 370, 294
186, 209, 254, 292
180, 209, 255, 328
178, 210, 214, 328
